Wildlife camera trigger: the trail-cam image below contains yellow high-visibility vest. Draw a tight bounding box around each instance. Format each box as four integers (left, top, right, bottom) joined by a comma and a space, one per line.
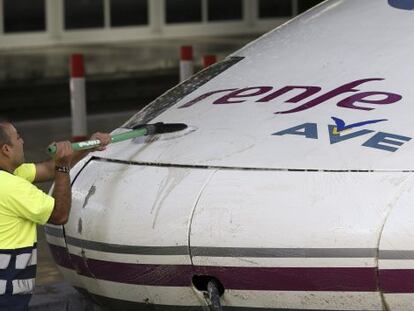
0, 164, 54, 249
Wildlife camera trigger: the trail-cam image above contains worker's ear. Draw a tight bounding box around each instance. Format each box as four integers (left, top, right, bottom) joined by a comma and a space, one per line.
0, 143, 11, 157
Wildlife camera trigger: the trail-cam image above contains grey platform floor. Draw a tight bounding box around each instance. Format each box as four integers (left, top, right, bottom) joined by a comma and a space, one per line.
29, 282, 104, 311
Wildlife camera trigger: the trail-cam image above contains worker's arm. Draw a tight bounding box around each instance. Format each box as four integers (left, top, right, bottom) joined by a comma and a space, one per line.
47, 141, 73, 225
34, 132, 111, 183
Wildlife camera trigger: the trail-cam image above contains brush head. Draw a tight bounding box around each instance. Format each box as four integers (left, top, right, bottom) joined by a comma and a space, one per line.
133, 122, 188, 135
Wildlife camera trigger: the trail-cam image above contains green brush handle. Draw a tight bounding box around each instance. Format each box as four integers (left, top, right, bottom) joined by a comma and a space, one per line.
47, 128, 148, 155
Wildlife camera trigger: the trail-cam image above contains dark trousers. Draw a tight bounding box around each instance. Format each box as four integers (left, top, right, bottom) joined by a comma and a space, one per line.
0, 294, 31, 311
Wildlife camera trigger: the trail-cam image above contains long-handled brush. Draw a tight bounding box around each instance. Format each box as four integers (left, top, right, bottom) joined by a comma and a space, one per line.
47, 122, 188, 155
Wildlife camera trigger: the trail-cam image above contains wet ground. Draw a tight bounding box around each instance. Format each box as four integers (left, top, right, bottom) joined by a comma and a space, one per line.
0, 35, 256, 82
0, 35, 256, 121
15, 111, 136, 285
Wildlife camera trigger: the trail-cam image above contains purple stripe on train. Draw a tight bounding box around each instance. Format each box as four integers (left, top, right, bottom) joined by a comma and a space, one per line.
49, 244, 377, 292
379, 269, 414, 293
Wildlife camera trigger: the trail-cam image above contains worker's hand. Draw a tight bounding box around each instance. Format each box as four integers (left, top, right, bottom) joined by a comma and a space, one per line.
53, 141, 74, 167
90, 132, 111, 151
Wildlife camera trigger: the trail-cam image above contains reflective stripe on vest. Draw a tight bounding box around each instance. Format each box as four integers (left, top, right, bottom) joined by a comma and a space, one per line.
0, 280, 6, 294
0, 244, 37, 296
12, 278, 34, 295
15, 249, 37, 269
0, 254, 11, 269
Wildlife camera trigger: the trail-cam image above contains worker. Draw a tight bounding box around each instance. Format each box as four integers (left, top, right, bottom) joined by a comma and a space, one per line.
0, 118, 111, 310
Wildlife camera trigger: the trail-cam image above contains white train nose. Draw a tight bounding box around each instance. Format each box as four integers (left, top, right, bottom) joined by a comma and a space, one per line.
50, 159, 214, 307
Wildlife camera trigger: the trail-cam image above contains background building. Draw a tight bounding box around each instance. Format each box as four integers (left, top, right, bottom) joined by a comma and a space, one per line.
0, 0, 323, 49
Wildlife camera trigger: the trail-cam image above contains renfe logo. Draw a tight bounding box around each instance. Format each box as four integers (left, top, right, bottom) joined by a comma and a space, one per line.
179, 78, 402, 114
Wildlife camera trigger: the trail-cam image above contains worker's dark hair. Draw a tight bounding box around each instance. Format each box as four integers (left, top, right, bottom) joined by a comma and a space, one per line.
0, 118, 11, 146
